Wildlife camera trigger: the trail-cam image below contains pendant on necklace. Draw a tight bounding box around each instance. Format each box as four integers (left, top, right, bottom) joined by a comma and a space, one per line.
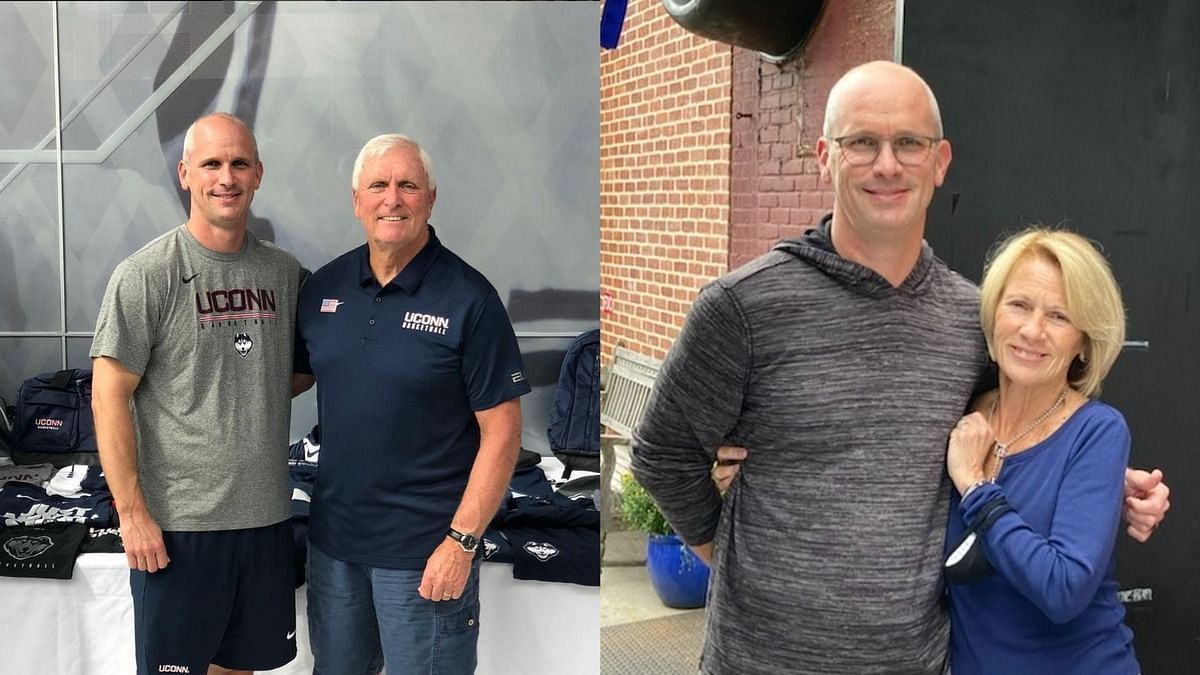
987, 389, 1067, 483
989, 442, 1008, 482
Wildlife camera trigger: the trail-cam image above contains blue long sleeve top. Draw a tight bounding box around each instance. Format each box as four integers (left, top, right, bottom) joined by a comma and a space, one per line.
946, 399, 1139, 674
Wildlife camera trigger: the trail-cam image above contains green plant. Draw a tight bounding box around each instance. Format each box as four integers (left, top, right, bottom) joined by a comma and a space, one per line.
618, 472, 672, 536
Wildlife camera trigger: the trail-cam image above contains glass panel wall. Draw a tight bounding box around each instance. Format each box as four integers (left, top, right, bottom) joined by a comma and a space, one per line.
0, 2, 599, 452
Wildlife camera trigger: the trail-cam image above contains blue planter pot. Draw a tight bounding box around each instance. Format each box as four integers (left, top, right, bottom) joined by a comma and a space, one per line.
645, 533, 711, 609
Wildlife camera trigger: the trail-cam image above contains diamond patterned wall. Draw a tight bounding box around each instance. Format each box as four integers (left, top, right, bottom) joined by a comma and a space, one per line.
0, 1, 600, 452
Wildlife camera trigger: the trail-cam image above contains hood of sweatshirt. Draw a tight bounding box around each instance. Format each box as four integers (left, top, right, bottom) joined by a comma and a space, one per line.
772, 215, 937, 299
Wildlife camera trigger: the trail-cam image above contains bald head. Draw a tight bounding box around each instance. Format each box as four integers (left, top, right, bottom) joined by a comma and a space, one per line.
823, 61, 944, 139
182, 113, 259, 163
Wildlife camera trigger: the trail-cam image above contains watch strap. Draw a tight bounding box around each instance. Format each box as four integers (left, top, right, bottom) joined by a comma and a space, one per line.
447, 527, 478, 552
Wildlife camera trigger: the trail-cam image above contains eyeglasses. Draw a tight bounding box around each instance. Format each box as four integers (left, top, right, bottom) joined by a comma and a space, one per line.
831, 134, 942, 167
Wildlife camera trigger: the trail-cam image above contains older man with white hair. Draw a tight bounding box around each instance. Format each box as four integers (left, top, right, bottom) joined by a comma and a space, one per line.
293, 134, 529, 674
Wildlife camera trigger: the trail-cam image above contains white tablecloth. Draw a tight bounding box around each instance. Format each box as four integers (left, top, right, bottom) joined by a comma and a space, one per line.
0, 554, 598, 674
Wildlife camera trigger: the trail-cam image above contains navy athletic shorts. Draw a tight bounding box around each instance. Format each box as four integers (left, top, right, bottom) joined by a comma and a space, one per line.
131, 519, 297, 674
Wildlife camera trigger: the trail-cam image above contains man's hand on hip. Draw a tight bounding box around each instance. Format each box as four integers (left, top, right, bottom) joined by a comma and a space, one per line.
712, 445, 747, 494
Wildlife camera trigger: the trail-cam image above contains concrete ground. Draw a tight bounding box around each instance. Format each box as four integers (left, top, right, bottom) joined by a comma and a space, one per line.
601, 529, 699, 627
601, 523, 705, 673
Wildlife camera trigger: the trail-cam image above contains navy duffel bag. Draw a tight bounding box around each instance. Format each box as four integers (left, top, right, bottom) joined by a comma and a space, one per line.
13, 369, 97, 454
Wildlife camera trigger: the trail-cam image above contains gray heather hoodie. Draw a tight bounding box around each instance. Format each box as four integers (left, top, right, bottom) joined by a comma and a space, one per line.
633, 217, 988, 674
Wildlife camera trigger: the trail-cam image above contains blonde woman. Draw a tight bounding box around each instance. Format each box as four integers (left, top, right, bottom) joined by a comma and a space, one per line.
945, 228, 1139, 674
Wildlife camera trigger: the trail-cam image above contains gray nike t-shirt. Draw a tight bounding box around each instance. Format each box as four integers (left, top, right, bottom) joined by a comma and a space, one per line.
91, 225, 303, 531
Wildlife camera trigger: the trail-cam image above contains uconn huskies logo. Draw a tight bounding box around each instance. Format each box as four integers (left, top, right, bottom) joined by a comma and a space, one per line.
522, 541, 560, 562
157, 666, 190, 673
3, 535, 52, 560
482, 538, 500, 560
233, 332, 253, 357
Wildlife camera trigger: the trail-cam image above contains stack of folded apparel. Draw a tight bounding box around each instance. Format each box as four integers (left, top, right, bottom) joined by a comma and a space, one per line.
0, 463, 55, 487
0, 522, 88, 578
46, 464, 122, 553
82, 525, 124, 554
509, 448, 553, 498
45, 463, 109, 498
0, 464, 115, 526
0, 464, 118, 578
479, 449, 555, 568
485, 491, 599, 586
288, 426, 320, 587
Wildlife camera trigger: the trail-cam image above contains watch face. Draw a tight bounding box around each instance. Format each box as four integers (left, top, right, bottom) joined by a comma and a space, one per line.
450, 529, 479, 552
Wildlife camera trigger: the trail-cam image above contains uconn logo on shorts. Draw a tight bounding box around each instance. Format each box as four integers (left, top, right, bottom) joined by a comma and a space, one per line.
157, 666, 190, 673
402, 311, 450, 335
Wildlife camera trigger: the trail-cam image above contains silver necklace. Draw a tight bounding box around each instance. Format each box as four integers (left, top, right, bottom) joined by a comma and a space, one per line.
987, 389, 1067, 480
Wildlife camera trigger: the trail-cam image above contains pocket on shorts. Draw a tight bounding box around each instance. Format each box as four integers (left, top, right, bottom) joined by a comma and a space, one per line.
436, 597, 480, 636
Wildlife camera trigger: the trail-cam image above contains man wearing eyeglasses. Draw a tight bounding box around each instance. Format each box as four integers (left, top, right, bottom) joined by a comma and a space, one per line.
631, 61, 1169, 674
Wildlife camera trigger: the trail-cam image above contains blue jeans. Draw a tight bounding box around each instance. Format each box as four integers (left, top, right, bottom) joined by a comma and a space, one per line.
307, 541, 481, 675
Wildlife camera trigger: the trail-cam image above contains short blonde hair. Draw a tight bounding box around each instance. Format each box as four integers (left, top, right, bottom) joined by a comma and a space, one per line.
979, 228, 1126, 397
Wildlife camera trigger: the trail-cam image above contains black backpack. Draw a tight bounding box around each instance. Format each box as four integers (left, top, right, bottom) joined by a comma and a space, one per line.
547, 329, 600, 476
13, 369, 98, 455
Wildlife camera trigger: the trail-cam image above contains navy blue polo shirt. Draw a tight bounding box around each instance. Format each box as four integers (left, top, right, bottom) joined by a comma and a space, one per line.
295, 228, 530, 569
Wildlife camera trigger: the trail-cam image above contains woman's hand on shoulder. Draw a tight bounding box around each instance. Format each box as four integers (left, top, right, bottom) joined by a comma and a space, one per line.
947, 411, 994, 494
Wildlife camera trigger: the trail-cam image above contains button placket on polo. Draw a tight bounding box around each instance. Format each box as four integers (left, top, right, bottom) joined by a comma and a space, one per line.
368, 291, 384, 327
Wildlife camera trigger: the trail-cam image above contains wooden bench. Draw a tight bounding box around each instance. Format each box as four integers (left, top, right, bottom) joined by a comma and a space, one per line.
599, 346, 663, 560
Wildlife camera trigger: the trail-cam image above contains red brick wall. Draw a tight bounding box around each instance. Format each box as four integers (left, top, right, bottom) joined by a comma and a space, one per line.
599, 0, 733, 362
729, 0, 895, 269
600, 0, 895, 361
